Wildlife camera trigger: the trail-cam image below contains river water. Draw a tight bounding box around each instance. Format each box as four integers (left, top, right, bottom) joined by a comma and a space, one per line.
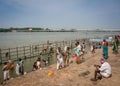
0, 31, 119, 81
0, 31, 119, 49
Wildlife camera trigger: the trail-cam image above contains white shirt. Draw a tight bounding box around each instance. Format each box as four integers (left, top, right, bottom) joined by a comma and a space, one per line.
64, 46, 67, 52
77, 44, 81, 51
99, 62, 112, 75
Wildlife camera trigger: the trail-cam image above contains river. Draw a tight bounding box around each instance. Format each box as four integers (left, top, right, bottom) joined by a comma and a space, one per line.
0, 31, 119, 49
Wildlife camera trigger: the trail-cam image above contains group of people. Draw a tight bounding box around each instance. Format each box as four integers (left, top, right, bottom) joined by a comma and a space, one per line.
32, 53, 50, 71
2, 60, 13, 81
56, 46, 71, 70
1, 36, 119, 83
56, 41, 86, 70
73, 42, 85, 64
102, 35, 119, 59
2, 58, 25, 84
91, 35, 119, 81
90, 39, 112, 81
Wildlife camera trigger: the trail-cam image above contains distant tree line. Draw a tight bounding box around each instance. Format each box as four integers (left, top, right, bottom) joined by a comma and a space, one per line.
0, 27, 47, 32
0, 28, 11, 32
0, 27, 76, 32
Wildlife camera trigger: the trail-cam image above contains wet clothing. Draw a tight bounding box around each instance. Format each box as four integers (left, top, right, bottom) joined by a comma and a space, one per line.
57, 53, 64, 69
16, 59, 24, 75
15, 64, 20, 75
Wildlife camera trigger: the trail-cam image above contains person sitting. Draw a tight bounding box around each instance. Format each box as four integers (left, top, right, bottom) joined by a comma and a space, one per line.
36, 57, 41, 69
32, 57, 41, 71
91, 58, 112, 81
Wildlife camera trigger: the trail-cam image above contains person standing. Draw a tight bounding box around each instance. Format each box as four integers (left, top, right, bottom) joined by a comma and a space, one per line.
91, 43, 95, 54
73, 42, 80, 64
18, 58, 24, 75
65, 47, 71, 66
0, 49, 1, 64
56, 47, 64, 70
112, 36, 119, 54
102, 39, 108, 59
2, 62, 10, 81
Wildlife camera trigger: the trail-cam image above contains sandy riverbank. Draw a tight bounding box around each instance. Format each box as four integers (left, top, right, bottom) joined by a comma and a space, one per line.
0, 46, 120, 86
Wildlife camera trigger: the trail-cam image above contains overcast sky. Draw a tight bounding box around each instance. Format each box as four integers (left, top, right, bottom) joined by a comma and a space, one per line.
0, 0, 120, 30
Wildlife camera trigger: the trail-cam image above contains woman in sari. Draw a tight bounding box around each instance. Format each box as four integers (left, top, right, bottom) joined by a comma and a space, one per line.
73, 42, 81, 64
112, 36, 119, 54
103, 39, 108, 59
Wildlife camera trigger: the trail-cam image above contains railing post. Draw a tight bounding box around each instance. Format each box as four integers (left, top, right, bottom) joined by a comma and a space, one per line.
24, 46, 25, 58
16, 47, 18, 59
38, 44, 39, 56
32, 45, 34, 57
0, 48, 2, 64
63, 41, 64, 49
43, 44, 44, 49
69, 41, 70, 47
9, 48, 10, 60
56, 42, 58, 48
30, 45, 31, 58
60, 42, 61, 48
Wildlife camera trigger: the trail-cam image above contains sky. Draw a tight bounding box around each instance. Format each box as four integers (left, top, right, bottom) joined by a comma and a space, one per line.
0, 0, 120, 30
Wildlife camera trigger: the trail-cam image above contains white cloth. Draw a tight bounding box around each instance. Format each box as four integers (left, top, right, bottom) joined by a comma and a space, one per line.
3, 70, 10, 80
91, 45, 93, 51
57, 54, 64, 69
77, 44, 81, 51
64, 46, 68, 52
99, 62, 112, 77
36, 61, 41, 69
15, 64, 20, 75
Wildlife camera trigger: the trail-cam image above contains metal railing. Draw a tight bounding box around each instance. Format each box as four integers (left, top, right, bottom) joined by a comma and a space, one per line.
0, 39, 82, 64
